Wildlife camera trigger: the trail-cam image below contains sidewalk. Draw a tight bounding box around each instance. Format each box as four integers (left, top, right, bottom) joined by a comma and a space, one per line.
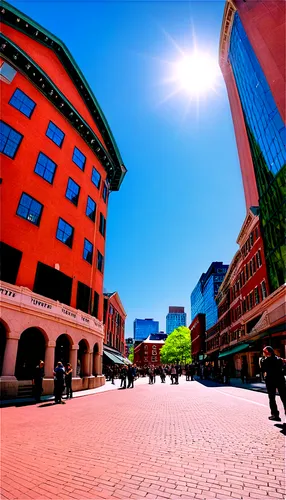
229, 377, 267, 393
0, 378, 125, 408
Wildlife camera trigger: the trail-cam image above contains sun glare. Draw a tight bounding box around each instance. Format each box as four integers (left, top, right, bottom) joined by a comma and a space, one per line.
174, 51, 220, 96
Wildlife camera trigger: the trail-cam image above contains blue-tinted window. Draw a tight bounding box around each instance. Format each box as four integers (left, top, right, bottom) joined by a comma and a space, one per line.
66, 178, 80, 206
83, 238, 93, 264
9, 88, 36, 118
99, 213, 106, 237
102, 182, 108, 202
0, 120, 23, 159
34, 152, 56, 184
56, 218, 74, 248
86, 196, 96, 222
16, 193, 43, 226
72, 147, 86, 170
92, 167, 101, 189
46, 121, 65, 147
97, 251, 104, 272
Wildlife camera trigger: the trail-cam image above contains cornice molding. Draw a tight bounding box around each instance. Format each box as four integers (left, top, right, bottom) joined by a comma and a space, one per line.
0, 2, 126, 190
219, 0, 236, 68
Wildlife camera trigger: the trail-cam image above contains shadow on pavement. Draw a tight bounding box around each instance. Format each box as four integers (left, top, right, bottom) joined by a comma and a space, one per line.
194, 378, 230, 389
38, 402, 55, 408
274, 423, 286, 436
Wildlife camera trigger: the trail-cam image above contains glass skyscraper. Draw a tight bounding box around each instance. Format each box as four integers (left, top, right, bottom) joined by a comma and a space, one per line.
166, 307, 186, 334
221, 4, 286, 294
133, 318, 159, 342
191, 262, 228, 331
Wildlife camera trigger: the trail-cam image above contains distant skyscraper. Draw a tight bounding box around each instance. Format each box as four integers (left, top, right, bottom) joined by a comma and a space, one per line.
133, 318, 159, 342
191, 262, 228, 331
166, 307, 186, 334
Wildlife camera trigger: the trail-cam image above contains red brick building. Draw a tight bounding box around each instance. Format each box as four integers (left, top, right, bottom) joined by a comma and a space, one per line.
206, 208, 285, 378
103, 292, 126, 355
189, 314, 205, 363
0, 2, 126, 398
134, 336, 165, 367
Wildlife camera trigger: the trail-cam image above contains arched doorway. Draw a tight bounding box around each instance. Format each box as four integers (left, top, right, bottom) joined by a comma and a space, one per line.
0, 322, 7, 375
78, 339, 89, 377
15, 328, 46, 380
55, 334, 71, 367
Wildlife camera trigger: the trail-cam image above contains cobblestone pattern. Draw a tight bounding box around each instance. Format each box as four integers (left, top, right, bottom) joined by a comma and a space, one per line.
1, 379, 285, 500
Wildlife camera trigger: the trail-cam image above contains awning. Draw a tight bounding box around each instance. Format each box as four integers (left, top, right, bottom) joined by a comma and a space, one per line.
218, 343, 250, 359
103, 350, 124, 365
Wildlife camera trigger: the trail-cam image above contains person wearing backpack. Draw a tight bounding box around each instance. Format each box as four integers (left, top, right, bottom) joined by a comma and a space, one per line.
260, 346, 286, 423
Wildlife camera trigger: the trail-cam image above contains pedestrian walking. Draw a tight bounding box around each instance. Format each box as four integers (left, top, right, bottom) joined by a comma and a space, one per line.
110, 366, 115, 385
148, 366, 154, 384
65, 363, 73, 399
260, 346, 286, 423
127, 365, 135, 388
33, 360, 45, 402
170, 365, 176, 384
120, 366, 127, 388
54, 361, 66, 404
190, 363, 195, 381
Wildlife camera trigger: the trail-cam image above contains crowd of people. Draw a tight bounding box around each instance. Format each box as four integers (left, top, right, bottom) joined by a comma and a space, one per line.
33, 346, 286, 424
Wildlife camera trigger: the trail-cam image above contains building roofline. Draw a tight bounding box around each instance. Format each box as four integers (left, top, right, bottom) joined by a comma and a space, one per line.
1, 1, 126, 191
219, 0, 236, 69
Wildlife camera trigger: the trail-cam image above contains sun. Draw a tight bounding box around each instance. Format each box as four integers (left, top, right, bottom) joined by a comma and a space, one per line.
174, 51, 220, 96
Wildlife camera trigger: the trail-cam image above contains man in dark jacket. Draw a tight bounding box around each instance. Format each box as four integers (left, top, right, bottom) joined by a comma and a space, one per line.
33, 360, 45, 402
260, 346, 286, 422
54, 362, 65, 404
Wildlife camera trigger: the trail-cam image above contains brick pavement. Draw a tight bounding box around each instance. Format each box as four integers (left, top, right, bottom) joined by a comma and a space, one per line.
1, 378, 285, 500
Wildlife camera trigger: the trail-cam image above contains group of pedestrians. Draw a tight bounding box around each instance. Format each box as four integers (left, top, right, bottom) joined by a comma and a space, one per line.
33, 360, 73, 404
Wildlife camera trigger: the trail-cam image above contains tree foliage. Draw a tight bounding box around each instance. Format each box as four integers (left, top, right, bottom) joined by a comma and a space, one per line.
160, 326, 192, 364
128, 345, 134, 363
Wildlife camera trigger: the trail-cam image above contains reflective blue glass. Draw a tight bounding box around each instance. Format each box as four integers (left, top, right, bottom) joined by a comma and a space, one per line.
66, 178, 80, 206
72, 147, 86, 170
166, 313, 186, 334
56, 218, 74, 248
46, 121, 65, 147
16, 193, 43, 226
102, 183, 108, 202
229, 13, 286, 176
0, 120, 23, 158
83, 238, 93, 264
133, 319, 159, 342
34, 152, 56, 184
86, 196, 96, 222
99, 213, 106, 237
97, 251, 104, 272
92, 167, 101, 189
229, 13, 286, 291
9, 88, 36, 118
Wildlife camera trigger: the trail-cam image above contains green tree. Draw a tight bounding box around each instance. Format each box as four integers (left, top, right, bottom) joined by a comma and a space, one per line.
128, 345, 134, 363
160, 326, 192, 364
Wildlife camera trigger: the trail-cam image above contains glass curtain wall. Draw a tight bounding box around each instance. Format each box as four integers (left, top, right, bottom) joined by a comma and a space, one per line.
229, 13, 286, 292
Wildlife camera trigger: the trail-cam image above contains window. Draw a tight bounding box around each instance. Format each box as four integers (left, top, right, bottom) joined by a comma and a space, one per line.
249, 291, 253, 309
249, 260, 253, 277
83, 238, 93, 264
97, 251, 104, 272
86, 196, 96, 222
99, 213, 106, 237
72, 147, 86, 170
254, 287, 260, 305
46, 121, 65, 147
93, 291, 99, 318
245, 263, 249, 281
0, 242, 22, 285
261, 281, 267, 300
34, 262, 72, 306
252, 257, 256, 274
255, 227, 259, 240
9, 88, 36, 118
91, 167, 101, 189
102, 182, 108, 202
16, 193, 43, 226
257, 249, 262, 267
34, 152, 56, 184
56, 218, 74, 248
76, 281, 92, 314
66, 178, 80, 206
0, 120, 23, 158
249, 232, 253, 247
0, 62, 17, 83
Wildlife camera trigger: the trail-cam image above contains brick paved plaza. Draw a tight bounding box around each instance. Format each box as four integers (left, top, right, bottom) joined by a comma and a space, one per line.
1, 378, 285, 500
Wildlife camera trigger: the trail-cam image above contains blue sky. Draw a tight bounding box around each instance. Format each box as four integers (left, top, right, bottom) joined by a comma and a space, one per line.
10, 0, 246, 336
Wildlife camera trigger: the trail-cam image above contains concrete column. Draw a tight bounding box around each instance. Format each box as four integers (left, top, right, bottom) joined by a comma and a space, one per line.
88, 352, 93, 376
1, 337, 19, 378
94, 354, 102, 376
44, 343, 55, 378
70, 346, 78, 377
